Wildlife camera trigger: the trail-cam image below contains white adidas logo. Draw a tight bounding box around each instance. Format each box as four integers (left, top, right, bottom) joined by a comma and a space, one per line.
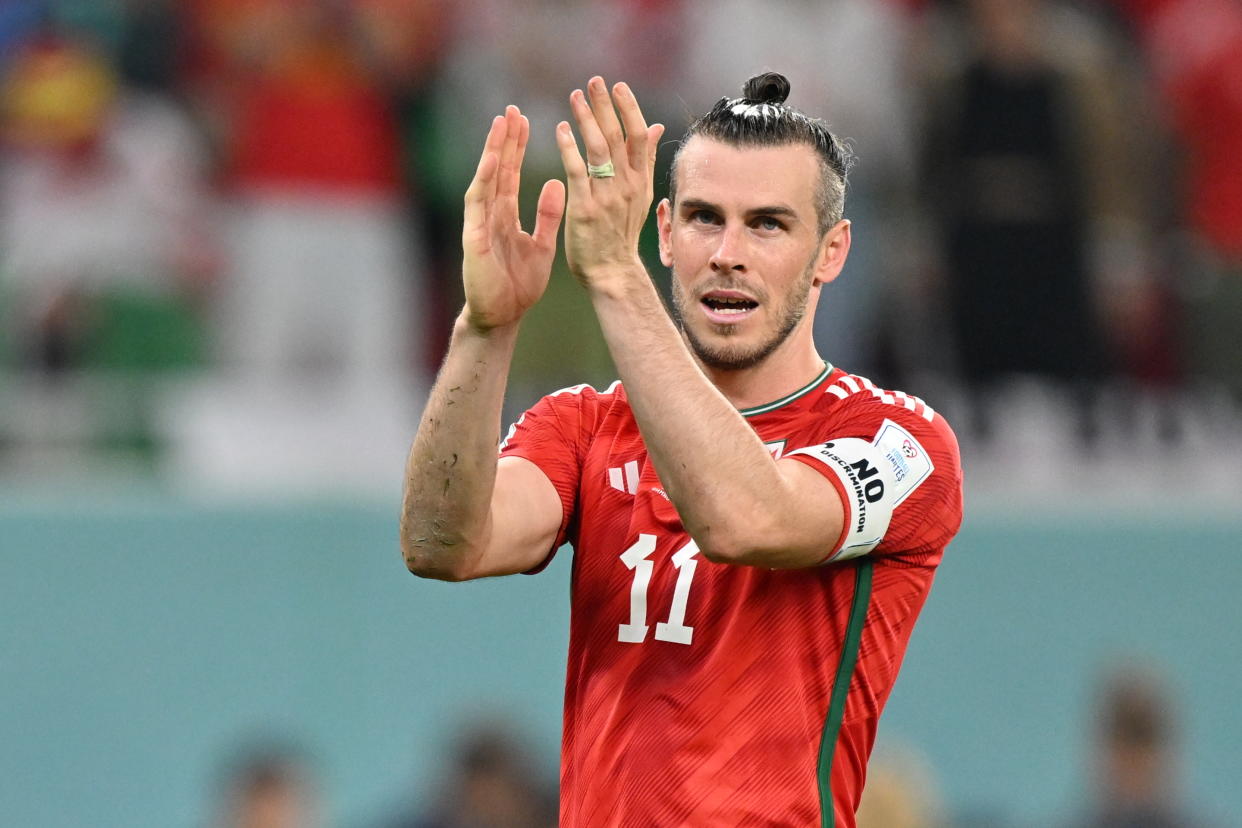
608, 460, 640, 495
609, 444, 782, 497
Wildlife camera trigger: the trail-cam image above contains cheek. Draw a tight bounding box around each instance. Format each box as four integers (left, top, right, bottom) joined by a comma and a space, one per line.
668, 238, 709, 277
672, 272, 695, 304
665, 224, 705, 266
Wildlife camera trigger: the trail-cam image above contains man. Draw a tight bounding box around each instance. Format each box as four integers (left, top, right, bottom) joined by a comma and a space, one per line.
1066, 666, 1212, 828
401, 72, 963, 827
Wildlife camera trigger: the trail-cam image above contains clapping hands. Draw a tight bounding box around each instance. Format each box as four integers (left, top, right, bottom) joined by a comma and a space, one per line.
461, 79, 663, 328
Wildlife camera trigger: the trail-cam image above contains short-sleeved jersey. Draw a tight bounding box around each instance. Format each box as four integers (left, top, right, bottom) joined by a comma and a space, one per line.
499, 364, 963, 828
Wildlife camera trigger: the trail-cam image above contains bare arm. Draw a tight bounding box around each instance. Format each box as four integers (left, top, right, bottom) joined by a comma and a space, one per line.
555, 79, 843, 567
400, 107, 566, 581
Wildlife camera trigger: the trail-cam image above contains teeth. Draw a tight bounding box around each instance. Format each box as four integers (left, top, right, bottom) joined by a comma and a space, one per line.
703, 296, 756, 311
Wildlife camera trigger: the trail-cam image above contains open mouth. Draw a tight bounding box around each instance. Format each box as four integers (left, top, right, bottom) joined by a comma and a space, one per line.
700, 291, 759, 323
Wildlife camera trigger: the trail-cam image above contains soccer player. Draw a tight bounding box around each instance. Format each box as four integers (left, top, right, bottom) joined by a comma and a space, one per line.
401, 72, 964, 827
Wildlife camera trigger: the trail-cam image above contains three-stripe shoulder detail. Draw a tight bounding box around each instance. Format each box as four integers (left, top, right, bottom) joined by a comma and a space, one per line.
824, 374, 936, 422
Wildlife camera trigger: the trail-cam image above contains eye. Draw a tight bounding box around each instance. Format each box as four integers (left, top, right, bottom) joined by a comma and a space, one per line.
754, 216, 785, 232
688, 209, 719, 225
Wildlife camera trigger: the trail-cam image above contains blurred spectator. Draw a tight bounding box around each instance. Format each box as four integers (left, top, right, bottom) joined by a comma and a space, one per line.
212, 744, 321, 828
855, 743, 945, 828
1064, 664, 1212, 828
0, 25, 216, 374
1109, 0, 1242, 405
184, 0, 444, 386
917, 0, 1159, 438
383, 722, 556, 828
116, 0, 187, 94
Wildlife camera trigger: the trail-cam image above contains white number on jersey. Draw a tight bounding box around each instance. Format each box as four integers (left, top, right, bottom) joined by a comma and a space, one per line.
617, 534, 700, 645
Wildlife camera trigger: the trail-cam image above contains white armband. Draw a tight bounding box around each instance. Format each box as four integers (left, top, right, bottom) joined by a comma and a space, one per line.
787, 437, 899, 561
788, 419, 935, 562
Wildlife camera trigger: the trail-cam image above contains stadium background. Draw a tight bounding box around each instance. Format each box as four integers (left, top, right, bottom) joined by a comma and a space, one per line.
1, 1, 1239, 826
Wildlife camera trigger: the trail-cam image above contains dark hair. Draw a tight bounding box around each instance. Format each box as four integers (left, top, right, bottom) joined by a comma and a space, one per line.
215, 740, 313, 800
1098, 667, 1173, 751
668, 72, 853, 235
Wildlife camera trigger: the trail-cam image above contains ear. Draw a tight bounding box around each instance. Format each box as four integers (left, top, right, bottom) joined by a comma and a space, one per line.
656, 198, 674, 268
811, 219, 851, 287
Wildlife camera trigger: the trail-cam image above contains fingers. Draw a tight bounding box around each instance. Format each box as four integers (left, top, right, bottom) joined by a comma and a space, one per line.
496, 105, 526, 201
612, 82, 650, 173
515, 111, 531, 175
464, 115, 506, 229
532, 178, 566, 253
647, 123, 665, 172
586, 76, 627, 162
556, 120, 589, 195
569, 87, 612, 168
472, 85, 658, 254
568, 79, 660, 180
476, 113, 507, 171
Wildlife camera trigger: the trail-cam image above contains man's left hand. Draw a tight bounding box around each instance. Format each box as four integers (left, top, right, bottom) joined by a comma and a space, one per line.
556, 77, 664, 293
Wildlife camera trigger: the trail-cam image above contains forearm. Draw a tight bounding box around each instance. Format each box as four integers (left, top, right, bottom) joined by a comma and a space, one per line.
400, 313, 518, 579
588, 267, 798, 561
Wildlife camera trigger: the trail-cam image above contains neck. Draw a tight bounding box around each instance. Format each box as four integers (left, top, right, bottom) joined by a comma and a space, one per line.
690, 331, 828, 412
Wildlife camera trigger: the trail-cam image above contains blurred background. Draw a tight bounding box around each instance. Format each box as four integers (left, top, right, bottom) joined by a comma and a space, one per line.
0, 0, 1239, 826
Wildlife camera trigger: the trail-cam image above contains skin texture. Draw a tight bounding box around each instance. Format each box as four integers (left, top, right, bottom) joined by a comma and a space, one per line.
402, 79, 857, 578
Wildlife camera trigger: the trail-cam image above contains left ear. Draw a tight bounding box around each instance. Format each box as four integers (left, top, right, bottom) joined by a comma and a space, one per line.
811, 219, 851, 287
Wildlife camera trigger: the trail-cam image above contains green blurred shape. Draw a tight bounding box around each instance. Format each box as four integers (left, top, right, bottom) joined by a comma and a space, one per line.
81, 289, 206, 372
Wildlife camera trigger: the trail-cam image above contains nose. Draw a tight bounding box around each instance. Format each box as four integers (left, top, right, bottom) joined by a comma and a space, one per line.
709, 224, 747, 274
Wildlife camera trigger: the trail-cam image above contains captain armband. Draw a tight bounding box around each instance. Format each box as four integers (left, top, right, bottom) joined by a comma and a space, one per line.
786, 420, 934, 562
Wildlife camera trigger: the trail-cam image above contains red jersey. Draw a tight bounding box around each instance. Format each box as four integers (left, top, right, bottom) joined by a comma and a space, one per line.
499, 364, 963, 827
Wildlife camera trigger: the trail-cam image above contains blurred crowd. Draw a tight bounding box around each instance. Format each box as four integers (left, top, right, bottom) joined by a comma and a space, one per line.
210, 723, 559, 828
1, 0, 1241, 483
206, 663, 1213, 828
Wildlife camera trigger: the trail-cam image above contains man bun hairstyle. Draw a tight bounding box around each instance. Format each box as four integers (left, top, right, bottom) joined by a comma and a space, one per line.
742, 71, 791, 104
669, 71, 853, 235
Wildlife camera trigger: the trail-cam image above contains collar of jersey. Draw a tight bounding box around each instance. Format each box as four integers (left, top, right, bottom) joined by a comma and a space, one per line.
739, 362, 834, 418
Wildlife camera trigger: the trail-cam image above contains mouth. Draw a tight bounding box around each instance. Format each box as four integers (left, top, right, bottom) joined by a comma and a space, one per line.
699, 290, 759, 325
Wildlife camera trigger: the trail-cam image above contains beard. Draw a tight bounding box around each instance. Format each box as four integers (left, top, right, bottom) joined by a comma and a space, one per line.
668, 258, 817, 372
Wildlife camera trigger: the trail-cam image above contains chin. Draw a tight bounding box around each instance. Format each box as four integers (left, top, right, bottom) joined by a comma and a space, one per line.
687, 330, 780, 372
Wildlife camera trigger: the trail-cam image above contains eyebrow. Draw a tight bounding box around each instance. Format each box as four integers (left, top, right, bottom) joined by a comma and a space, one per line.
678, 198, 802, 222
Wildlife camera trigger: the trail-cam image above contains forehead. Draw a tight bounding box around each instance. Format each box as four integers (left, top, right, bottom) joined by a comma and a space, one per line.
673, 136, 821, 214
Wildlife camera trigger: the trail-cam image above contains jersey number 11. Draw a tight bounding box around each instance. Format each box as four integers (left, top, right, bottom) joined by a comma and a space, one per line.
617, 533, 699, 646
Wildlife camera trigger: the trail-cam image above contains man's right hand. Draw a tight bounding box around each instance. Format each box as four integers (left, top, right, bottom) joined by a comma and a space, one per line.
461, 106, 567, 332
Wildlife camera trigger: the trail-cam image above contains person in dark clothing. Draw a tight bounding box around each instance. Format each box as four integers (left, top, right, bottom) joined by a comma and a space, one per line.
921, 0, 1122, 440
